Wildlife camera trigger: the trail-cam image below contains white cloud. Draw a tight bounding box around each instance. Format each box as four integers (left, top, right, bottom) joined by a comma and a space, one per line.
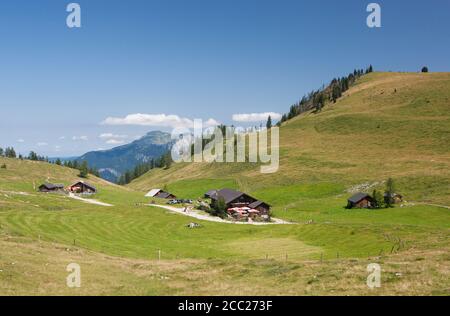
101, 113, 219, 129
72, 136, 88, 141
106, 139, 125, 145
59, 136, 65, 140
99, 133, 128, 140
17, 139, 25, 143
203, 118, 221, 127
37, 142, 48, 147
232, 112, 282, 123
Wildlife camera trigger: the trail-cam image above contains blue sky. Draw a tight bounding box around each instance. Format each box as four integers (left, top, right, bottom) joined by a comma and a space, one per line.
0, 0, 449, 157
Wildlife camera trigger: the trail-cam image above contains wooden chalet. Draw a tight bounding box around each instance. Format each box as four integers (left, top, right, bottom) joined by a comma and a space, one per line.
209, 189, 257, 208
208, 188, 271, 219
347, 192, 374, 209
68, 181, 97, 194
38, 183, 64, 193
145, 189, 176, 199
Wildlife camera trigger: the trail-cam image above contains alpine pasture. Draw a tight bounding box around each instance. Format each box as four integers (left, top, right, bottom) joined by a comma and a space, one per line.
0, 72, 449, 295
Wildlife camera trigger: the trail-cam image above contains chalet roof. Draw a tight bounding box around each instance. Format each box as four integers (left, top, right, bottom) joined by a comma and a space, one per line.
40, 183, 64, 190
249, 200, 271, 208
70, 181, 97, 191
157, 192, 173, 199
145, 189, 162, 197
210, 188, 246, 204
205, 189, 218, 198
348, 192, 371, 204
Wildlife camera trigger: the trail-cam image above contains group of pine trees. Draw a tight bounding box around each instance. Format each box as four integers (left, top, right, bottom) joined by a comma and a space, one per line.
0, 147, 45, 161
0, 146, 99, 178
1, 143, 170, 184
27, 151, 50, 162
277, 65, 373, 126
60, 159, 99, 178
0, 147, 19, 159
117, 151, 173, 185
372, 178, 397, 209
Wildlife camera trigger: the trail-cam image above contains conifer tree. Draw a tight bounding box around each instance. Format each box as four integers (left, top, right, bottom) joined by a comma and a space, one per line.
78, 161, 89, 178
266, 115, 272, 129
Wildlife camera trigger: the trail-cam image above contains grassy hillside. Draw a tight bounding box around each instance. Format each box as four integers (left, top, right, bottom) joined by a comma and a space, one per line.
2, 236, 448, 295
1, 72, 449, 295
0, 157, 403, 261
1, 153, 448, 295
129, 72, 450, 211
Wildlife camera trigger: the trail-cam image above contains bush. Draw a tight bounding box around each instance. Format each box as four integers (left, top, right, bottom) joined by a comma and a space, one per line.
209, 196, 228, 218
196, 202, 211, 212
372, 189, 384, 209
208, 208, 227, 219
421, 66, 429, 73
0, 164, 6, 169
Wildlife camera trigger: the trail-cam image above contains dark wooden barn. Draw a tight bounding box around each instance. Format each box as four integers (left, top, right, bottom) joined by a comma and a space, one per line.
347, 192, 374, 209
68, 181, 97, 194
145, 189, 176, 199
38, 183, 64, 193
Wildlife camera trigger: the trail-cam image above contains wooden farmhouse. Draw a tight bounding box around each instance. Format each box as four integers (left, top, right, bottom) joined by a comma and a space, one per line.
38, 183, 64, 193
347, 192, 374, 209
145, 189, 176, 199
68, 181, 97, 194
208, 188, 271, 220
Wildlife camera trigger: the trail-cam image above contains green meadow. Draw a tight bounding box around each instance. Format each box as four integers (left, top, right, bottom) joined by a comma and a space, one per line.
1, 72, 449, 295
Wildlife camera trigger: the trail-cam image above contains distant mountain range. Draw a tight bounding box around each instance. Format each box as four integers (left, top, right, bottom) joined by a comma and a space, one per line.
76, 131, 173, 182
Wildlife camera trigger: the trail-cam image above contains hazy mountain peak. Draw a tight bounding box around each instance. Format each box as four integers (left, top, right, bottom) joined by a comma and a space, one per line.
77, 130, 173, 182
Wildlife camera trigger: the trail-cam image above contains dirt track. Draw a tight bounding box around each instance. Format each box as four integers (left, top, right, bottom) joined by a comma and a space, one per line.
152, 204, 293, 225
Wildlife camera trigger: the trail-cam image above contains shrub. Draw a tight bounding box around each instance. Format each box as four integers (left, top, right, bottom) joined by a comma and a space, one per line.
0, 164, 6, 169
209, 196, 228, 218
372, 189, 384, 209
421, 66, 429, 73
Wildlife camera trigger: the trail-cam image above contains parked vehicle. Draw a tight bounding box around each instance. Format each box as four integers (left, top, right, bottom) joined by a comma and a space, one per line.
167, 199, 193, 205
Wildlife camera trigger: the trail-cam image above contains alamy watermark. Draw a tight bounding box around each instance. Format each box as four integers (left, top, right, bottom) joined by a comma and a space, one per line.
367, 3, 381, 28
66, 3, 81, 28
170, 120, 279, 174
65, 3, 381, 29
367, 263, 381, 289
66, 263, 81, 288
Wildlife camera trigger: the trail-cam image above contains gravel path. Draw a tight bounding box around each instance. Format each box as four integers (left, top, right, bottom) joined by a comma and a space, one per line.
152, 204, 294, 225
68, 193, 113, 207
420, 203, 450, 210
